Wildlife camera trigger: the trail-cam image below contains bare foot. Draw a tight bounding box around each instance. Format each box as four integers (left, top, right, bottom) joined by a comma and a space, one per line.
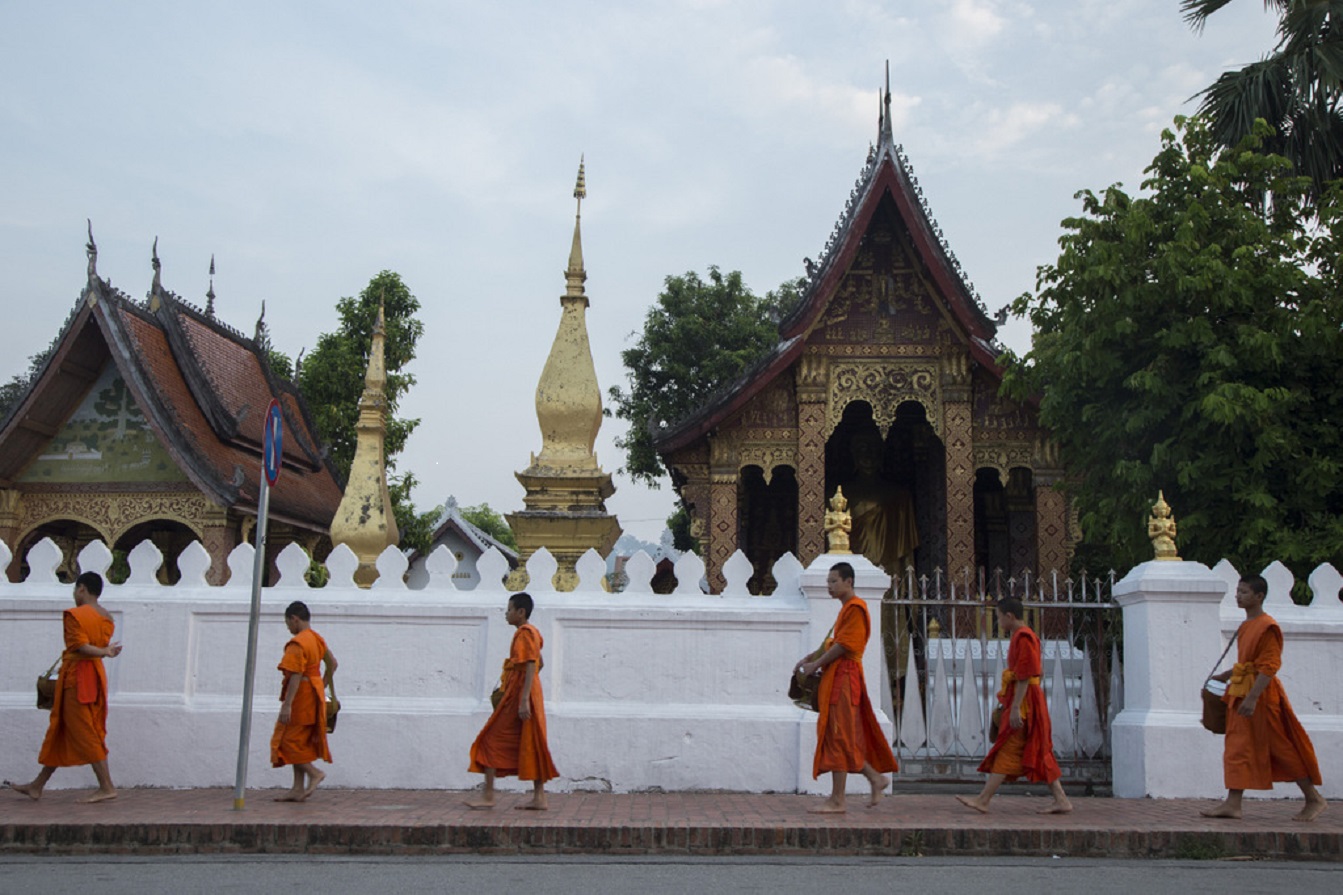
866, 774, 889, 808
464, 796, 496, 810
1199, 802, 1241, 819
273, 790, 305, 802
5, 780, 42, 801
808, 799, 846, 815
515, 797, 549, 811
1294, 798, 1327, 823
1039, 801, 1072, 815
299, 769, 325, 801
956, 795, 989, 815
79, 789, 118, 803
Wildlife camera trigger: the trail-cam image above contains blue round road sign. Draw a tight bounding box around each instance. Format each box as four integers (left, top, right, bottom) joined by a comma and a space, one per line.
263, 399, 283, 486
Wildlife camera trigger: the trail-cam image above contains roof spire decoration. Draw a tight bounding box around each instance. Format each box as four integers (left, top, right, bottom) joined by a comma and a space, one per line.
205, 254, 216, 318
507, 159, 621, 590
149, 237, 163, 311
880, 59, 893, 144
254, 300, 267, 343
566, 154, 587, 299
84, 219, 100, 306
329, 293, 399, 586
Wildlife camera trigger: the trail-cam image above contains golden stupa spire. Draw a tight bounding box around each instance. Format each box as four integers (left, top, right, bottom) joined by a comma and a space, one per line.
566, 155, 587, 299
329, 297, 399, 586
508, 158, 621, 590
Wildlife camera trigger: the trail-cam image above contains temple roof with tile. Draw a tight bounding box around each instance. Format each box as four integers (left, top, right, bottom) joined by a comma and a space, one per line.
0, 235, 342, 534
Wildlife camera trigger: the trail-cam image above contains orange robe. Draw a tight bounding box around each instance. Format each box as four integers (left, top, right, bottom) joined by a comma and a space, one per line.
1221, 613, 1321, 790
270, 628, 331, 767
812, 596, 898, 778
469, 623, 558, 782
979, 625, 1062, 784
38, 604, 114, 767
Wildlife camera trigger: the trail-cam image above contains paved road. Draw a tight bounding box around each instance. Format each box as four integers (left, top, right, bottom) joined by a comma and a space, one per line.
1, 855, 1339, 894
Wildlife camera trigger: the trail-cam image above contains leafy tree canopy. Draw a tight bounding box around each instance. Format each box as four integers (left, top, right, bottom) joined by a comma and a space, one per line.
608, 266, 802, 489
1002, 115, 1343, 575
458, 501, 518, 551
298, 270, 435, 552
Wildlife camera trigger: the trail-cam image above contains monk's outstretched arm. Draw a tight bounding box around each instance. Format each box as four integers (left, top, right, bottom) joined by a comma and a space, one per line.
322, 648, 338, 693
1008, 679, 1028, 729
1238, 670, 1273, 716
798, 642, 846, 678
72, 642, 121, 659
278, 672, 302, 724
518, 660, 537, 720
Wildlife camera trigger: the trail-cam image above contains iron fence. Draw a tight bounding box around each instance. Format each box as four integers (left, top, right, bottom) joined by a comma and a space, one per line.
881, 568, 1120, 791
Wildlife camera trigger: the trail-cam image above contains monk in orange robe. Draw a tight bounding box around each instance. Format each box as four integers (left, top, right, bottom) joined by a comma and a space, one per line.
957, 597, 1072, 815
1201, 574, 1326, 822
795, 561, 897, 813
5, 572, 122, 803
466, 592, 558, 810
269, 600, 336, 802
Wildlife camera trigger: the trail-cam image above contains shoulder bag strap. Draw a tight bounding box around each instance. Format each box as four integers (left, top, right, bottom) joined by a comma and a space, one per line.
1202, 623, 1242, 687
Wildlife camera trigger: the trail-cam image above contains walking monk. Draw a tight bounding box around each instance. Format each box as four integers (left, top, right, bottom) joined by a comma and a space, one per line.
795, 561, 897, 813
1201, 574, 1326, 822
270, 600, 336, 802
466, 592, 557, 810
5, 572, 122, 803
957, 597, 1072, 815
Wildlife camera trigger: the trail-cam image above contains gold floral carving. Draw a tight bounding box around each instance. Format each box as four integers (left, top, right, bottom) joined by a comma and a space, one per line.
16, 491, 222, 545
738, 443, 797, 485
972, 442, 1036, 480
826, 361, 940, 439
796, 398, 827, 566
943, 399, 975, 580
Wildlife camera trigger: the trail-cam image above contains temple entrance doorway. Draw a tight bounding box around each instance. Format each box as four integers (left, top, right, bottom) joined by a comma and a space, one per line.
739, 464, 797, 594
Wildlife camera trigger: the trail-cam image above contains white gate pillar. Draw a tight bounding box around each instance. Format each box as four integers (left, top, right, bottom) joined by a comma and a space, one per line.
1111, 559, 1228, 798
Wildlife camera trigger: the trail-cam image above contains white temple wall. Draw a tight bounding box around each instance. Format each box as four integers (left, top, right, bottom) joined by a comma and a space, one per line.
1113, 558, 1343, 799
0, 537, 892, 794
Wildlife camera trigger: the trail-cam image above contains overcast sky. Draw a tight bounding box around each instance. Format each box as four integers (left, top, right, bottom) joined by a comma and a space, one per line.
0, 1, 1280, 544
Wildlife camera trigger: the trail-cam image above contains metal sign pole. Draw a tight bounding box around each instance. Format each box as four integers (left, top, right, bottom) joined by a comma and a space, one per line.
233, 475, 271, 810
233, 400, 282, 810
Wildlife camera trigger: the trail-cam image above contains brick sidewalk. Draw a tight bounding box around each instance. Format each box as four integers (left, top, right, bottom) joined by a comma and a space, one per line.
1, 788, 1337, 859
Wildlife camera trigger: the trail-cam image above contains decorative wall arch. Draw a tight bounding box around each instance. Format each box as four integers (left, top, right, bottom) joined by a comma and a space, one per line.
19, 514, 112, 548
825, 360, 941, 441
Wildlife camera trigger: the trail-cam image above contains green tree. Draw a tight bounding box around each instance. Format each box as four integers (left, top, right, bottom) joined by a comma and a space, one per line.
0, 348, 54, 422
298, 271, 435, 552
458, 502, 518, 551
1002, 116, 1343, 575
1183, 0, 1343, 199
608, 267, 798, 486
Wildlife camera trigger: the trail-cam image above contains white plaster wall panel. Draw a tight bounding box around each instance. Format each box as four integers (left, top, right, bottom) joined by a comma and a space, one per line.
550, 617, 804, 705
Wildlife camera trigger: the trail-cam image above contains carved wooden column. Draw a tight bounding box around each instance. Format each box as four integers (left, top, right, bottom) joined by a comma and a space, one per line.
200, 506, 237, 585
941, 352, 975, 585
0, 489, 24, 581
794, 353, 828, 567
706, 435, 738, 592
1034, 441, 1070, 578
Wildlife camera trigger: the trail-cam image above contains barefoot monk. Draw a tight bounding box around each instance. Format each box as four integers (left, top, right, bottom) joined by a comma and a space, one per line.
795, 561, 897, 814
270, 600, 335, 802
5, 572, 122, 803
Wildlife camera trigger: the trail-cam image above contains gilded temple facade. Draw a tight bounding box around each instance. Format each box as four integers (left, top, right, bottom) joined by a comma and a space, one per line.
655, 89, 1073, 592
0, 232, 343, 583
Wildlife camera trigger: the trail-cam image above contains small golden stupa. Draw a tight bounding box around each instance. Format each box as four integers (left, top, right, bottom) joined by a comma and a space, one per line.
506, 158, 621, 590
329, 300, 399, 586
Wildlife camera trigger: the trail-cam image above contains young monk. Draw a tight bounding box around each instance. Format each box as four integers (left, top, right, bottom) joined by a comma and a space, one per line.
795, 561, 897, 813
270, 600, 336, 802
466, 592, 558, 810
957, 597, 1072, 815
5, 572, 123, 803
1201, 574, 1326, 822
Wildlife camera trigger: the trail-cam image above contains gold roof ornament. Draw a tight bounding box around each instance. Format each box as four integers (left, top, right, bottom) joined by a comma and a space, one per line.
1148, 490, 1180, 561
329, 296, 400, 586
824, 487, 853, 554
508, 158, 621, 591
